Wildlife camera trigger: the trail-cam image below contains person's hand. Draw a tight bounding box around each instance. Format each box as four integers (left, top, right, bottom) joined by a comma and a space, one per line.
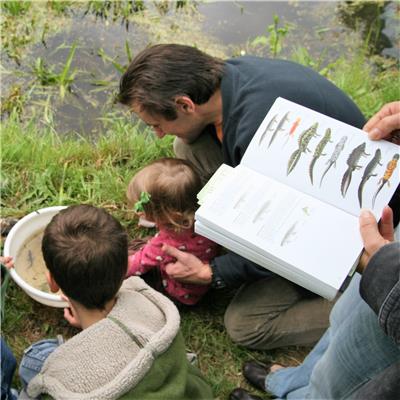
363, 101, 400, 142
61, 295, 82, 329
357, 206, 394, 273
162, 244, 212, 285
0, 256, 14, 269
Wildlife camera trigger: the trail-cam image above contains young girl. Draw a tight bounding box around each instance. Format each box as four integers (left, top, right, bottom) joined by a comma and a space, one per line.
126, 157, 219, 305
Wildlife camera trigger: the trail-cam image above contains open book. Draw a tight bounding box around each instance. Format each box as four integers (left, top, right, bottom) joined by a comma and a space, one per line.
195, 97, 400, 300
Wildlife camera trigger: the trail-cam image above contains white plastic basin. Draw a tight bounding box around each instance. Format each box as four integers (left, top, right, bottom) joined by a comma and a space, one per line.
4, 206, 68, 308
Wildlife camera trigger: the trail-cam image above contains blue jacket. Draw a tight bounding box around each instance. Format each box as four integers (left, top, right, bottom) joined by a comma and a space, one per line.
352, 242, 400, 400
213, 56, 366, 287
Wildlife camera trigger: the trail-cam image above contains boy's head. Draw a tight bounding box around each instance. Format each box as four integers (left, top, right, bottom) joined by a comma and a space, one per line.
127, 158, 202, 231
42, 205, 128, 310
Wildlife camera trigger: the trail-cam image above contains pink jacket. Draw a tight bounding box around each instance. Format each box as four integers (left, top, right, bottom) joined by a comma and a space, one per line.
127, 228, 219, 305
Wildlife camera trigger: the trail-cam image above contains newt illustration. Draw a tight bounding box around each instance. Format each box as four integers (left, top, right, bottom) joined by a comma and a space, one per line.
287, 122, 319, 175
289, 117, 301, 136
309, 128, 332, 185
372, 153, 399, 207
283, 117, 301, 146
259, 114, 278, 145
357, 149, 382, 207
27, 249, 34, 269
340, 142, 369, 197
319, 136, 348, 188
268, 111, 290, 148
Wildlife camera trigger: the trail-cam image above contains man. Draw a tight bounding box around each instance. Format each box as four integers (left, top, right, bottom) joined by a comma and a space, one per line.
119, 43, 366, 350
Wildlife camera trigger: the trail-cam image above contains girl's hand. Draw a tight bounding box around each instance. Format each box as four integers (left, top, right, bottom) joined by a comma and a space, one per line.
0, 256, 14, 269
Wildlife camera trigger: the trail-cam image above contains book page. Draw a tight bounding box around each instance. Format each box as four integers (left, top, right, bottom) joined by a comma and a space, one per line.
197, 164, 234, 205
195, 165, 362, 292
241, 97, 400, 218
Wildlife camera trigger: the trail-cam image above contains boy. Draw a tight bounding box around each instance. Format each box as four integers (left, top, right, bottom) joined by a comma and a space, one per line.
20, 204, 212, 399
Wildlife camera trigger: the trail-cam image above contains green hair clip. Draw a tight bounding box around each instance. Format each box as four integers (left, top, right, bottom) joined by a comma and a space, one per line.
133, 191, 151, 213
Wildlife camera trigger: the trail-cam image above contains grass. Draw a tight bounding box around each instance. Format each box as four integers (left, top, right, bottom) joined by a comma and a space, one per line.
1, 109, 307, 398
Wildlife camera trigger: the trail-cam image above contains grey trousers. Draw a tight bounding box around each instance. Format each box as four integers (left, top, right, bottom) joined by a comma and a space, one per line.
174, 134, 333, 349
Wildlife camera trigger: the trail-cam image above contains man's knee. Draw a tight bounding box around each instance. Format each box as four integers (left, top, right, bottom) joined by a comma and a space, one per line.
224, 303, 277, 349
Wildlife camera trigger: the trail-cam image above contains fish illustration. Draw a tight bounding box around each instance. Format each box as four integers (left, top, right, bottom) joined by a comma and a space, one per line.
252, 200, 271, 223
319, 136, 348, 188
357, 149, 382, 207
287, 123, 319, 175
259, 114, 278, 145
372, 153, 399, 207
268, 111, 290, 148
280, 222, 298, 246
309, 128, 332, 185
340, 142, 369, 197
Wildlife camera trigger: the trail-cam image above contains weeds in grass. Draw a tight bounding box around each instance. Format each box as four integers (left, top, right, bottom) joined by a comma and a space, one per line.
1, 110, 173, 218
1, 1, 31, 16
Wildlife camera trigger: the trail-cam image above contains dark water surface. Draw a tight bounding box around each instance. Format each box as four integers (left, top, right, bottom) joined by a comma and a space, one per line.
1, 1, 398, 136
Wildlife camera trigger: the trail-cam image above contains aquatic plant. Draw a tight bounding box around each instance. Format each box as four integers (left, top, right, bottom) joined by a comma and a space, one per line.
250, 15, 292, 58
97, 47, 126, 74
47, 0, 72, 14
31, 43, 77, 99
84, 0, 145, 21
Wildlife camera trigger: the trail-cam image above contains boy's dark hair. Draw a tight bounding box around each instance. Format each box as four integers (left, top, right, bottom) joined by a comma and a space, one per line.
127, 158, 202, 231
118, 44, 225, 120
42, 205, 128, 310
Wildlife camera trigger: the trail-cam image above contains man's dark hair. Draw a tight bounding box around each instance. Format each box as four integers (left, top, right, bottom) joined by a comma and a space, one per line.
42, 205, 128, 310
118, 44, 225, 120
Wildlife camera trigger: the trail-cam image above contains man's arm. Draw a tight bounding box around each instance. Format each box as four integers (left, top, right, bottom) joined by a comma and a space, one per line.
358, 207, 400, 344
163, 244, 273, 288
360, 242, 400, 344
211, 252, 274, 288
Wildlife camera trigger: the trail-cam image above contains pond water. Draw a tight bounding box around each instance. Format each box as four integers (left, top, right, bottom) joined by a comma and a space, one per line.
1, 1, 398, 136
15, 229, 52, 294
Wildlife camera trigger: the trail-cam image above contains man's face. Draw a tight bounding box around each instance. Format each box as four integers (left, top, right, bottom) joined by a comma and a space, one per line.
131, 103, 205, 144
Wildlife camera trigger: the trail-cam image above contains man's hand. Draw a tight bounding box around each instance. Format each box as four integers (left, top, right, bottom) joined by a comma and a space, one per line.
363, 101, 400, 142
357, 207, 394, 273
162, 244, 212, 285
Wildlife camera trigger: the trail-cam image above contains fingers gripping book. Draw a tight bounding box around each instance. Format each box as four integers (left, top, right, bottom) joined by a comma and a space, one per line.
195, 98, 400, 300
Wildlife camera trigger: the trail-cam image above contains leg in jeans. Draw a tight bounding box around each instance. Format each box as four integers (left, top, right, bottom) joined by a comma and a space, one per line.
173, 131, 223, 186
224, 276, 334, 350
264, 274, 399, 399
1, 337, 17, 400
19, 337, 63, 388
265, 329, 331, 397
306, 274, 400, 399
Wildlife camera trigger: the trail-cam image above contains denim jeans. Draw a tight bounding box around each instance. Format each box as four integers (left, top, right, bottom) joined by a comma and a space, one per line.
1, 338, 17, 400
266, 274, 400, 399
19, 337, 63, 388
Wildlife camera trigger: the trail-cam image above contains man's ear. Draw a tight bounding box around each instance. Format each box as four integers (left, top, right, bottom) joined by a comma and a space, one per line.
175, 96, 195, 114
46, 270, 60, 293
